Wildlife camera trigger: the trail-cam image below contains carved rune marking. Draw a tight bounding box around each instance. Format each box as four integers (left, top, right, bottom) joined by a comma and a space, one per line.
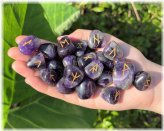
50, 74, 55, 81
93, 34, 100, 45
144, 79, 151, 87
121, 63, 129, 77
34, 60, 41, 68
71, 72, 81, 83
89, 64, 99, 73
77, 43, 82, 48
108, 48, 116, 58
60, 39, 70, 48
114, 91, 120, 101
83, 55, 93, 61
23, 40, 32, 46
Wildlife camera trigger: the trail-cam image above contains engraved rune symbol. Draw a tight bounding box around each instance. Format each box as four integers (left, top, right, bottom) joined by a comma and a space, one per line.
122, 63, 129, 76
77, 43, 82, 48
144, 79, 151, 87
89, 64, 99, 73
60, 39, 70, 48
50, 74, 55, 81
108, 48, 116, 58
23, 39, 32, 46
114, 91, 120, 101
71, 72, 81, 83
83, 55, 92, 61
93, 34, 100, 45
34, 60, 41, 68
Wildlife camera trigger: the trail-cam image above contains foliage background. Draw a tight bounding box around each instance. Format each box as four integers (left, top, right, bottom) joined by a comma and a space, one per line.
3, 2, 162, 129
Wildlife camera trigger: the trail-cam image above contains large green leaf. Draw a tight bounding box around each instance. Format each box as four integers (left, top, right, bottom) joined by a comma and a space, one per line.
6, 94, 97, 128
3, 3, 28, 126
4, 3, 97, 128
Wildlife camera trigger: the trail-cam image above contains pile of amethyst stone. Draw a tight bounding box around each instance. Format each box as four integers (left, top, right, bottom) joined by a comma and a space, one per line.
18, 30, 151, 104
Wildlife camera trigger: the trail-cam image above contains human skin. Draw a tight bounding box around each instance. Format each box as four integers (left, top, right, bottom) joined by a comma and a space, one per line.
8, 29, 162, 114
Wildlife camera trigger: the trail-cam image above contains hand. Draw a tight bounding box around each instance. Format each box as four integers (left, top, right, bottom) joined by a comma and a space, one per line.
8, 29, 162, 113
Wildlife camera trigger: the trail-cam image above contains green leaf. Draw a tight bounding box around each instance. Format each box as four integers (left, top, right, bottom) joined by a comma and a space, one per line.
92, 6, 104, 12
4, 3, 97, 128
3, 3, 28, 126
6, 94, 97, 128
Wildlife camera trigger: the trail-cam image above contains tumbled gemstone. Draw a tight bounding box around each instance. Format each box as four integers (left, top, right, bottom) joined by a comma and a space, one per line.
62, 55, 77, 67
56, 78, 75, 94
133, 71, 151, 91
103, 41, 123, 61
96, 51, 114, 69
77, 52, 97, 68
39, 68, 59, 85
88, 30, 106, 49
85, 60, 104, 80
63, 66, 84, 88
76, 78, 96, 99
38, 43, 57, 60
113, 59, 135, 90
101, 87, 120, 104
18, 35, 41, 55
48, 60, 64, 79
97, 71, 113, 88
73, 40, 88, 56
57, 36, 76, 57
27, 53, 45, 69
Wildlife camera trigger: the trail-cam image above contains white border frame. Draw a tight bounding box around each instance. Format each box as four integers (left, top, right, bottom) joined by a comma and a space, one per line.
1, 0, 163, 131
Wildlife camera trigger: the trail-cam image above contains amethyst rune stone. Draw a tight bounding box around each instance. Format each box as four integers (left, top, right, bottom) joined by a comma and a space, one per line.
18, 35, 40, 55
97, 71, 113, 88
57, 36, 76, 58
113, 59, 135, 90
77, 52, 97, 68
56, 78, 75, 94
63, 55, 77, 67
133, 71, 151, 91
85, 60, 104, 80
38, 43, 57, 60
76, 78, 96, 99
64, 66, 84, 88
39, 68, 58, 85
27, 53, 45, 69
103, 41, 123, 61
89, 30, 106, 49
101, 87, 120, 104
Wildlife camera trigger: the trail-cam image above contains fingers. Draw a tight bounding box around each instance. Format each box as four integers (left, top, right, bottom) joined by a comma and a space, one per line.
8, 47, 30, 61
12, 61, 37, 78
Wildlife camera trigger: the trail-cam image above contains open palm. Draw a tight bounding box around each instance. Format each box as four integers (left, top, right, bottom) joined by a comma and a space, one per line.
8, 29, 155, 111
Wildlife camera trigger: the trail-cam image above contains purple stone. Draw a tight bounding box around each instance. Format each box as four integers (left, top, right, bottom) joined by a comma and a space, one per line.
18, 35, 40, 55
57, 36, 76, 58
27, 53, 45, 69
56, 78, 75, 94
101, 87, 120, 104
76, 78, 96, 99
89, 30, 106, 49
62, 55, 77, 67
64, 66, 84, 88
97, 71, 113, 88
103, 41, 123, 61
113, 59, 135, 90
84, 60, 104, 80
77, 52, 97, 68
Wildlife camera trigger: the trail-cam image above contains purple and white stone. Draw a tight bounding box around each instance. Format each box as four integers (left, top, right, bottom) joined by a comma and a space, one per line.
103, 41, 123, 61
89, 30, 106, 49
113, 59, 135, 90
27, 53, 45, 69
62, 55, 77, 67
84, 60, 104, 80
63, 66, 84, 88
